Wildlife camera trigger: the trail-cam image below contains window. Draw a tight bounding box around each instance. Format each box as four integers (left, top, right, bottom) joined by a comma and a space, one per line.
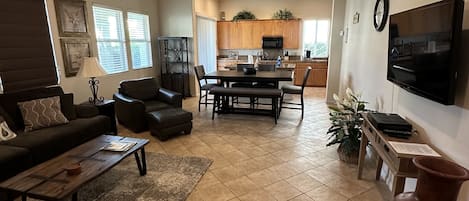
92, 6, 128, 74
127, 12, 152, 69
303, 20, 330, 58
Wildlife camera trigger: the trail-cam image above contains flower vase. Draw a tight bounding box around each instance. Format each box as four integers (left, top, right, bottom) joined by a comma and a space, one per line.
394, 156, 469, 201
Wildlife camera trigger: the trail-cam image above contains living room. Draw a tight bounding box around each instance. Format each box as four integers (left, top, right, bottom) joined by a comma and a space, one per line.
0, 0, 469, 201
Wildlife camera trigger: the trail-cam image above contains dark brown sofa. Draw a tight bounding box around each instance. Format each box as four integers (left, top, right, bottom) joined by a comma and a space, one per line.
113, 77, 182, 133
0, 86, 111, 182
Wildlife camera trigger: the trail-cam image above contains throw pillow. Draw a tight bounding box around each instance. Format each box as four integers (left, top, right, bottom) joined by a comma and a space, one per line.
17, 96, 69, 132
0, 121, 16, 141
0, 116, 16, 141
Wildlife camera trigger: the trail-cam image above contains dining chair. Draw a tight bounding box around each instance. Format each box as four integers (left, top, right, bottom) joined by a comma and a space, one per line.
254, 64, 276, 88
231, 64, 255, 107
194, 65, 220, 112
257, 64, 276, 72
231, 64, 255, 88
279, 67, 312, 119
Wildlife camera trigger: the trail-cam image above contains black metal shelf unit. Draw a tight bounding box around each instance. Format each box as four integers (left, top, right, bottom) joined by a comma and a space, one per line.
158, 37, 192, 97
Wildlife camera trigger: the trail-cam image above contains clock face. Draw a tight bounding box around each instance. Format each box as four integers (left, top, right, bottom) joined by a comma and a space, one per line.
374, 0, 389, 32
375, 0, 384, 25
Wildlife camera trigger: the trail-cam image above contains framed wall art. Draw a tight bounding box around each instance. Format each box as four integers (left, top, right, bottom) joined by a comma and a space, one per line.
55, 0, 89, 37
61, 38, 91, 77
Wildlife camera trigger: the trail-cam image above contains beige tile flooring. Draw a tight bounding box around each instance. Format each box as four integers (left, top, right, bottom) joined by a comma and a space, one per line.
120, 87, 393, 201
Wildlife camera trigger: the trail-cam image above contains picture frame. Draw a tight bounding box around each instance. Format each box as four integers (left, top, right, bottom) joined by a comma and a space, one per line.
55, 0, 89, 37
61, 38, 91, 77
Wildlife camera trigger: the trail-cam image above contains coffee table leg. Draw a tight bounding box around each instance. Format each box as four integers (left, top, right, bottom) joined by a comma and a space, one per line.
134, 147, 147, 176
21, 194, 26, 201
72, 193, 78, 201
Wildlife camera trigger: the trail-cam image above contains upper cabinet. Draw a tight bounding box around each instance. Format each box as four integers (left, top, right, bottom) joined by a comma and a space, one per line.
217, 19, 301, 50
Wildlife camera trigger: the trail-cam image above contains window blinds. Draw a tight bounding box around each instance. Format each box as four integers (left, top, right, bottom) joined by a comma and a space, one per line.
0, 0, 58, 93
128, 12, 152, 69
92, 6, 128, 74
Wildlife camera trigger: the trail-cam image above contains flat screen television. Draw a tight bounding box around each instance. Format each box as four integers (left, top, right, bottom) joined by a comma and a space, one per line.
388, 0, 464, 105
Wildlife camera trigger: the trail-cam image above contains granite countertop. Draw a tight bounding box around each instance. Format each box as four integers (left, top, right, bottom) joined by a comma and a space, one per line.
217, 56, 328, 63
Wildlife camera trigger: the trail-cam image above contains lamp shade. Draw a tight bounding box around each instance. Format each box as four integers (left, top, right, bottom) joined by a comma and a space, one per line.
78, 57, 107, 78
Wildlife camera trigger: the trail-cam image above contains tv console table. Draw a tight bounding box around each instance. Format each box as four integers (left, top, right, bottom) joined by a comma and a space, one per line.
357, 114, 435, 196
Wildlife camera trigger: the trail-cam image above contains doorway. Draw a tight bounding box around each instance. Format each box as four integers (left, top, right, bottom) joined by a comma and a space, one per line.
196, 16, 217, 83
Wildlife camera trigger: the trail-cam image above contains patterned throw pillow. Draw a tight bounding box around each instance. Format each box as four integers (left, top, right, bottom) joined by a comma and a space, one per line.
0, 120, 16, 141
17, 96, 69, 132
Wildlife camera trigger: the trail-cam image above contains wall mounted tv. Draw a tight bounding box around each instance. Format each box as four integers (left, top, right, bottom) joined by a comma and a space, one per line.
388, 0, 464, 105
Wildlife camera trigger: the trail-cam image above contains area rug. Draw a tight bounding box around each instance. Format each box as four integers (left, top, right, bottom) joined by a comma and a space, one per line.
65, 153, 212, 201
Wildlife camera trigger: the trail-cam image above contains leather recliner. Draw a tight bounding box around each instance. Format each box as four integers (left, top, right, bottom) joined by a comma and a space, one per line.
113, 77, 182, 133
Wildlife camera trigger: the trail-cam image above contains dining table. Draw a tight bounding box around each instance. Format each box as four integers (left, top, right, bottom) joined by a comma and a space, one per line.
203, 70, 293, 88
203, 70, 293, 122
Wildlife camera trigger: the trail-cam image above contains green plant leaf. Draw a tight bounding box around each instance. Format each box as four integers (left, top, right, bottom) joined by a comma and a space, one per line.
233, 10, 256, 21
325, 88, 367, 152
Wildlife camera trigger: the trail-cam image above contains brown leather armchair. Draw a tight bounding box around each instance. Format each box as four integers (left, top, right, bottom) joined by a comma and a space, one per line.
113, 77, 182, 133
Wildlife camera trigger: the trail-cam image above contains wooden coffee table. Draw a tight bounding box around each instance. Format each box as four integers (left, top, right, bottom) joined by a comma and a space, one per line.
0, 135, 149, 201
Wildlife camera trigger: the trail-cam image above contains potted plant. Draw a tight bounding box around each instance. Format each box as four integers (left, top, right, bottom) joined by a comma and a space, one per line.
273, 9, 294, 20
327, 88, 367, 164
232, 10, 256, 21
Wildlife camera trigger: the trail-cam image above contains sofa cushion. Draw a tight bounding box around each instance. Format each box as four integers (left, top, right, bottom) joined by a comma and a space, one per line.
18, 96, 69, 132
120, 78, 159, 101
61, 93, 77, 120
0, 86, 65, 131
144, 100, 173, 112
75, 104, 99, 118
0, 145, 32, 181
1, 115, 110, 163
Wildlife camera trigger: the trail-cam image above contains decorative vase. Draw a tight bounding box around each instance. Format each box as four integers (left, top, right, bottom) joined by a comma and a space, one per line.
337, 143, 359, 164
394, 156, 469, 201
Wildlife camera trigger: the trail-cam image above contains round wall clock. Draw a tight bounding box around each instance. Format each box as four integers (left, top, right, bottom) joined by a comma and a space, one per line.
373, 0, 389, 32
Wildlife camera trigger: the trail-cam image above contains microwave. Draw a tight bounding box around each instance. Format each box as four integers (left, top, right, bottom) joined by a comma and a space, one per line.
262, 37, 283, 49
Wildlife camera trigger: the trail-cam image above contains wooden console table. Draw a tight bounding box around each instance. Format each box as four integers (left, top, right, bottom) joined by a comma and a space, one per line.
358, 114, 426, 196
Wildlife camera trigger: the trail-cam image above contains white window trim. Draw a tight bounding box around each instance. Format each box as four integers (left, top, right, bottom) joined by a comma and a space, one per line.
303, 19, 330, 58
92, 5, 129, 74
127, 12, 153, 69
90, 4, 153, 74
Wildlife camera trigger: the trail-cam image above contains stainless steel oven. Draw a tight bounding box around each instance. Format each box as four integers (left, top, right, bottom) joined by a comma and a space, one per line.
262, 37, 283, 49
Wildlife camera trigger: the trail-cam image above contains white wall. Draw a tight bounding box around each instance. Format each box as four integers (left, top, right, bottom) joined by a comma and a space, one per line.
46, 0, 159, 103
194, 0, 219, 19
158, 0, 194, 37
219, 0, 332, 20
340, 0, 469, 199
325, 0, 346, 103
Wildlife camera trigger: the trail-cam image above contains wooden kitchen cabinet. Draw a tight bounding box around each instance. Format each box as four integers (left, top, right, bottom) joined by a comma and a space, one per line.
294, 61, 328, 87
217, 22, 231, 49
217, 19, 300, 50
282, 20, 300, 49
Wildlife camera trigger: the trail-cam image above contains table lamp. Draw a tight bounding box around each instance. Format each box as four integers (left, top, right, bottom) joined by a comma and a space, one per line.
77, 57, 107, 104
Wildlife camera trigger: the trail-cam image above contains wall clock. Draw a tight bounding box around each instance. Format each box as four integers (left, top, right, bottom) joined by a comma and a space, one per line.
373, 0, 389, 32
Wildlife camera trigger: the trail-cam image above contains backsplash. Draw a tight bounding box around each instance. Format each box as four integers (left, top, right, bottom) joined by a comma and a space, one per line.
218, 49, 303, 57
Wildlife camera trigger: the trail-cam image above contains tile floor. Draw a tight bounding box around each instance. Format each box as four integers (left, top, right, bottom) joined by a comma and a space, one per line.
120, 87, 393, 201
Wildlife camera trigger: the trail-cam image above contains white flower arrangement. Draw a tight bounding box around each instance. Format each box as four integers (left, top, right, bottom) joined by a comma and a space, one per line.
327, 88, 367, 158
